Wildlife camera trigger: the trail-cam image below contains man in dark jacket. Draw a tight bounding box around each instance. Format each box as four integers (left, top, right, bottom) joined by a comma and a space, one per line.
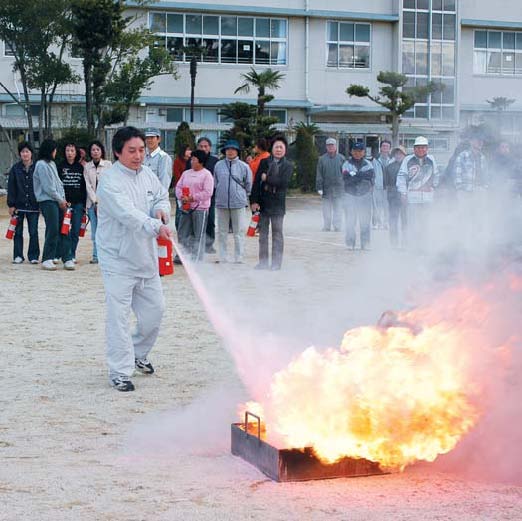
384, 146, 407, 248
7, 141, 40, 263
341, 143, 375, 250
316, 137, 344, 231
250, 136, 293, 270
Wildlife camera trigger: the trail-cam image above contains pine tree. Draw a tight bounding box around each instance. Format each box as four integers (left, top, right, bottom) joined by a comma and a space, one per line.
294, 123, 319, 192
174, 121, 196, 157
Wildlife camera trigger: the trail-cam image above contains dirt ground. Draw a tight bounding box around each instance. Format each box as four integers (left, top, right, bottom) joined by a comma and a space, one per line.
0, 195, 521, 521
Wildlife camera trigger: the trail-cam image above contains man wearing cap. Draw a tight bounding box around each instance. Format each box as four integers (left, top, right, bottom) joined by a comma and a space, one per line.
144, 127, 173, 190
213, 139, 252, 263
341, 142, 375, 250
396, 136, 439, 248
316, 137, 345, 231
384, 146, 407, 248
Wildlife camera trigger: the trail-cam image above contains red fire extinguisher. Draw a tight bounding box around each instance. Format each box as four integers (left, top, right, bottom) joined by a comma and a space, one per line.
157, 237, 174, 276
246, 211, 260, 237
61, 207, 73, 235
5, 214, 18, 240
181, 186, 191, 211
79, 213, 89, 238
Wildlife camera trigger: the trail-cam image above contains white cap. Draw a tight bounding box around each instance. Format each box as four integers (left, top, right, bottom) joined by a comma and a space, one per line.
325, 137, 337, 146
414, 136, 429, 146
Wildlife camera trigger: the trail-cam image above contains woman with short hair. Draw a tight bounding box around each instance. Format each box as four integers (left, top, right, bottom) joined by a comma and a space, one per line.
84, 140, 112, 264
6, 141, 40, 264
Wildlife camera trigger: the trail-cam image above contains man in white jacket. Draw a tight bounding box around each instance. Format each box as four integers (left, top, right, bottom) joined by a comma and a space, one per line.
97, 126, 172, 392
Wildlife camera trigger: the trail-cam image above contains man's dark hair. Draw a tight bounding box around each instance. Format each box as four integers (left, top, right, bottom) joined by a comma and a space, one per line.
381, 140, 392, 147
256, 137, 269, 152
191, 149, 208, 165
88, 140, 106, 160
18, 141, 33, 155
271, 134, 288, 150
63, 142, 80, 162
112, 126, 145, 155
197, 136, 212, 147
38, 139, 58, 162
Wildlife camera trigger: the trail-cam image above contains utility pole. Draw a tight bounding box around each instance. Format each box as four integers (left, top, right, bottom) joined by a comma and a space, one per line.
190, 56, 197, 123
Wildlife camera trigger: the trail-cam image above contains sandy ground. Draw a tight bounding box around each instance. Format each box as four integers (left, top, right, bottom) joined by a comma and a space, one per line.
0, 195, 521, 521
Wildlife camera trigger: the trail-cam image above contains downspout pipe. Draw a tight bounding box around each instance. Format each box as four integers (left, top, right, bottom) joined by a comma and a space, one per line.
304, 0, 311, 122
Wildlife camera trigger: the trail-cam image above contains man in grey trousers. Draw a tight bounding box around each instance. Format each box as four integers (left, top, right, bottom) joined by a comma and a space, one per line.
316, 137, 345, 231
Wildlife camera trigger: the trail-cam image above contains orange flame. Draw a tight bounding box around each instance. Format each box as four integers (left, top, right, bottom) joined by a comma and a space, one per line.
242, 283, 514, 471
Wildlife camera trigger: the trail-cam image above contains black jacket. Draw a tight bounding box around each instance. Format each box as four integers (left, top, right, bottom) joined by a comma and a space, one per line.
342, 157, 375, 196
57, 160, 86, 205
250, 156, 293, 216
384, 160, 401, 200
7, 161, 39, 211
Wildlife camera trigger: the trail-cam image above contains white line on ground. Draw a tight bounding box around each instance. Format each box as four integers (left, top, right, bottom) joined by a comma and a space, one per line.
285, 235, 346, 248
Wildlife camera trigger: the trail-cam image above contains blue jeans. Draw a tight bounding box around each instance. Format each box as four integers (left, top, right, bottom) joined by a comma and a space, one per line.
39, 200, 61, 262
87, 205, 98, 260
13, 211, 40, 261
57, 207, 73, 262
69, 203, 84, 259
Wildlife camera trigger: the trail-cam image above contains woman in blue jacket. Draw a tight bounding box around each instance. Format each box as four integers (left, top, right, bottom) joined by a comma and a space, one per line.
7, 141, 40, 264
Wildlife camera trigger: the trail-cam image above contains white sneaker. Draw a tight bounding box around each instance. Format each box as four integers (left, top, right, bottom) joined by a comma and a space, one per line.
72, 258, 77, 264
52, 258, 60, 264
64, 260, 75, 271
30, 259, 39, 264
12, 257, 23, 264
42, 260, 57, 271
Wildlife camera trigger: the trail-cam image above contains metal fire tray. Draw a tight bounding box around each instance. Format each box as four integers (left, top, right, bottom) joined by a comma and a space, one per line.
231, 412, 385, 482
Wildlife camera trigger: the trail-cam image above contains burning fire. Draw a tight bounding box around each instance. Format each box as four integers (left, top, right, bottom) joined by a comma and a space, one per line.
241, 277, 521, 471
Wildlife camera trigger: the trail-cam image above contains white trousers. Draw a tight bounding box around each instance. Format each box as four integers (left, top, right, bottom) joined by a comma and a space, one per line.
101, 271, 165, 379
216, 207, 246, 262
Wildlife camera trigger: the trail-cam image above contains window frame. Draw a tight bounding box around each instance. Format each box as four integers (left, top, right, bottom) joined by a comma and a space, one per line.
473, 28, 522, 76
149, 11, 288, 66
326, 20, 372, 70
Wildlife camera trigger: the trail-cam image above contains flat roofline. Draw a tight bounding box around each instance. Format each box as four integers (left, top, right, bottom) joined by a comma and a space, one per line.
461, 18, 522, 30
308, 105, 385, 114
131, 2, 398, 22
138, 96, 314, 108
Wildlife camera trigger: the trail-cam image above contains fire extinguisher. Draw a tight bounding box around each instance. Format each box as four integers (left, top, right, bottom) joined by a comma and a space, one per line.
61, 207, 73, 235
157, 237, 174, 276
246, 211, 260, 237
5, 214, 18, 240
79, 213, 89, 238
181, 186, 191, 211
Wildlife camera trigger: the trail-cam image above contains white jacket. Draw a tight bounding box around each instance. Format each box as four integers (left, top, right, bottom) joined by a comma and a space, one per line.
96, 161, 171, 277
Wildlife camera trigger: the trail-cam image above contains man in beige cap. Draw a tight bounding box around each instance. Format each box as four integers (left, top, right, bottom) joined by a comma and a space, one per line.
316, 137, 345, 231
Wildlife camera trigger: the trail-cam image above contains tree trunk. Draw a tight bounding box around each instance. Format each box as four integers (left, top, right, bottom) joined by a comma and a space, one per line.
84, 61, 94, 136
38, 92, 45, 141
391, 114, 400, 147
18, 68, 35, 145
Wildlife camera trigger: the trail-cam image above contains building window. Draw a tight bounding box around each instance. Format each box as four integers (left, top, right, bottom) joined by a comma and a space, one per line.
150, 12, 287, 65
326, 21, 370, 69
4, 104, 40, 117
3, 41, 16, 57
267, 109, 287, 124
403, 136, 449, 151
402, 0, 456, 121
473, 30, 522, 75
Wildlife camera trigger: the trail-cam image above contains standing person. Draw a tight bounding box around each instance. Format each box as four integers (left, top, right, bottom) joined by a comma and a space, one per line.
7, 141, 40, 264
454, 135, 487, 194
96, 126, 172, 392
341, 143, 375, 250
372, 140, 392, 229
250, 135, 294, 270
495, 141, 521, 197
33, 139, 72, 271
57, 143, 86, 264
172, 144, 192, 231
195, 137, 219, 254
396, 136, 439, 249
384, 146, 407, 248
316, 137, 345, 232
175, 150, 214, 261
84, 140, 112, 264
144, 127, 173, 190
214, 139, 252, 264
249, 137, 270, 185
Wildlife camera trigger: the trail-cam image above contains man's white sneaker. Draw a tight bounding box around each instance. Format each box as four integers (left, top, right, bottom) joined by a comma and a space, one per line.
41, 260, 57, 271
30, 259, 39, 264
52, 258, 60, 264
64, 260, 76, 270
12, 257, 23, 264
